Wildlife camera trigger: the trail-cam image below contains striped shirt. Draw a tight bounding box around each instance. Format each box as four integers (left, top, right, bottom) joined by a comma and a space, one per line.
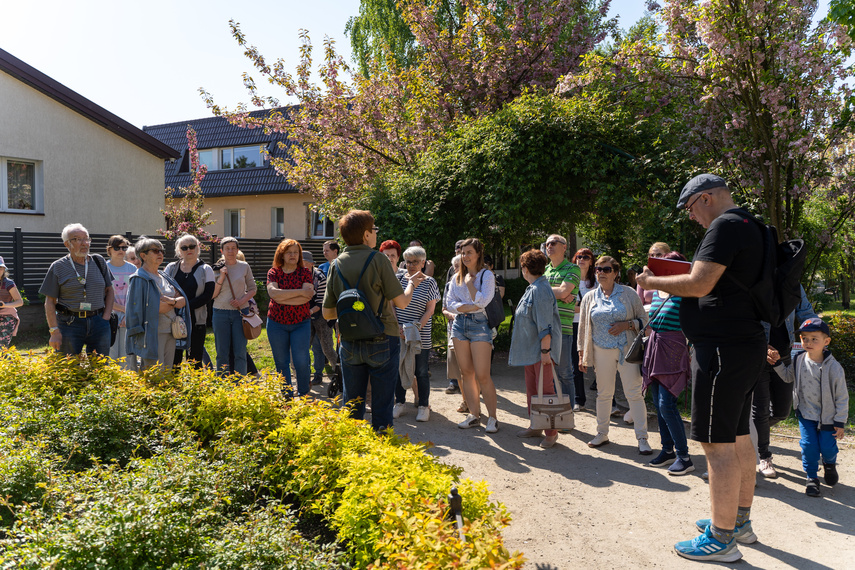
649, 292, 682, 332
39, 254, 113, 311
311, 267, 327, 319
544, 259, 580, 335
396, 274, 441, 349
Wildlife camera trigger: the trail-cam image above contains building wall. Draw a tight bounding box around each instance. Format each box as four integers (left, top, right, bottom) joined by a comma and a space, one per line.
0, 72, 165, 235
206, 194, 333, 241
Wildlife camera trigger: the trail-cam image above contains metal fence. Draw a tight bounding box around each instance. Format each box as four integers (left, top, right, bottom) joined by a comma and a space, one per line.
0, 228, 324, 303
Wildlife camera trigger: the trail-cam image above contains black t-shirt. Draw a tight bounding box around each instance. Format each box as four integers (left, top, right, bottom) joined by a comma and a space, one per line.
680, 208, 766, 344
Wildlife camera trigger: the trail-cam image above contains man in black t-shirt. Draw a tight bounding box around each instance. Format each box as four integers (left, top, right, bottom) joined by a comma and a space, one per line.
637, 174, 765, 563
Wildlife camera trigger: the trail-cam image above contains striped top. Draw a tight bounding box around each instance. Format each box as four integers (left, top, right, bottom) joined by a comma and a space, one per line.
396, 274, 441, 349
39, 254, 112, 311
544, 260, 580, 335
311, 267, 327, 319
649, 292, 682, 332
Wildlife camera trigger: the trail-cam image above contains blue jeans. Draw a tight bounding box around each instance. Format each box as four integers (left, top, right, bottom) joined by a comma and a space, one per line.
395, 348, 431, 407
341, 335, 399, 431
556, 333, 576, 404
797, 412, 839, 479
267, 317, 312, 396
650, 380, 689, 458
311, 333, 326, 377
57, 313, 111, 357
213, 308, 247, 375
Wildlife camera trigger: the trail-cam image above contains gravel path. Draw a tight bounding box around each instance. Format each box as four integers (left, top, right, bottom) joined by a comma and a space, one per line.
375, 359, 854, 570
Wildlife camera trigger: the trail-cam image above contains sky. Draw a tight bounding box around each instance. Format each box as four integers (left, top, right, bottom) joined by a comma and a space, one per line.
0, 0, 824, 129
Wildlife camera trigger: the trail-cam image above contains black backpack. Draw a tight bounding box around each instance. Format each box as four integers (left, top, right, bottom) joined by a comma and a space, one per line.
477, 269, 505, 330
334, 251, 386, 341
725, 212, 806, 328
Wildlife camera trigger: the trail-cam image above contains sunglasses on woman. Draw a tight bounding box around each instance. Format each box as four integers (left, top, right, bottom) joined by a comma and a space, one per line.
576, 254, 591, 261
595, 266, 614, 273
111, 245, 129, 251
180, 244, 197, 251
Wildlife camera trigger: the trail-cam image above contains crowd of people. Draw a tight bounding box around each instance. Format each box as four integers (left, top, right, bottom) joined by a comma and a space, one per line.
0, 173, 848, 565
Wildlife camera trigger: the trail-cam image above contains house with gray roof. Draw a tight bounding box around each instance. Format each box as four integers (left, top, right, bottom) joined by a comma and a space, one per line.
144, 111, 335, 241
0, 47, 180, 235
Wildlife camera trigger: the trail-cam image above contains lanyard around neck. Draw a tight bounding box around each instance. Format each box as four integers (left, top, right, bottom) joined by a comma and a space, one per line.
69, 255, 89, 300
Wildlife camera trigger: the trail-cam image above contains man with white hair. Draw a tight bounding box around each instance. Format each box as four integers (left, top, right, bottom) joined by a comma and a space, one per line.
40, 223, 115, 356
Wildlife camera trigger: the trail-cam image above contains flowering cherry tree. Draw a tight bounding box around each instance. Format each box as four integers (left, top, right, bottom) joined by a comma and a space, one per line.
579, 0, 853, 237
160, 126, 215, 245
202, 0, 614, 211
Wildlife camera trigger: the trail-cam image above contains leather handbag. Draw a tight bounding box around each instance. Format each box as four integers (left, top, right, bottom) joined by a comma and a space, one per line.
224, 273, 262, 340
625, 300, 664, 364
529, 361, 575, 431
478, 270, 506, 329
171, 315, 188, 339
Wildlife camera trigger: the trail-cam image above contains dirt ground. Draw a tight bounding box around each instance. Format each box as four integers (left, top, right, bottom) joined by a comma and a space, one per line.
373, 359, 854, 570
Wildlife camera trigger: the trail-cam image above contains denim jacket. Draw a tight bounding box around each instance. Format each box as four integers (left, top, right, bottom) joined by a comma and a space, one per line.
508, 276, 562, 367
125, 267, 191, 360
762, 286, 817, 356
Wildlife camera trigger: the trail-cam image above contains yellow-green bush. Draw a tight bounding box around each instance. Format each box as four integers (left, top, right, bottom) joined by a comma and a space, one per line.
0, 349, 524, 569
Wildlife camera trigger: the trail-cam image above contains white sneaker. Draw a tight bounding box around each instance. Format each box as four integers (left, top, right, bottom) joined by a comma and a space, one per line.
415, 406, 430, 422
758, 458, 778, 479
588, 433, 610, 447
458, 414, 480, 429
624, 410, 634, 424
393, 403, 405, 419
485, 417, 499, 433
638, 438, 653, 455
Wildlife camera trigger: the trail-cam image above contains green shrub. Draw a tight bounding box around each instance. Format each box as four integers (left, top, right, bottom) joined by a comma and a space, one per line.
828, 312, 855, 385
504, 277, 528, 307
0, 438, 59, 528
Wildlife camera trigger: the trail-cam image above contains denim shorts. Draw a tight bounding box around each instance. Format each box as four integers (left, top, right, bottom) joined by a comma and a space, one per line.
451, 312, 493, 344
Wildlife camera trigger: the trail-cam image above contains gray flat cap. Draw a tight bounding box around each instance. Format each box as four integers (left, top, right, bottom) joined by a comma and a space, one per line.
302, 250, 315, 264
677, 174, 729, 209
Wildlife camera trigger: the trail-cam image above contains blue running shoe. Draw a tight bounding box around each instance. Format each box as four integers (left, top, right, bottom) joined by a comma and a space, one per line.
695, 518, 757, 544
675, 527, 742, 562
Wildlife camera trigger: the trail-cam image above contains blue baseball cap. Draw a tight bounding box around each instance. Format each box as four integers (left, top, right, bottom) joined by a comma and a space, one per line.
798, 317, 830, 336
677, 174, 729, 209
0, 256, 6, 269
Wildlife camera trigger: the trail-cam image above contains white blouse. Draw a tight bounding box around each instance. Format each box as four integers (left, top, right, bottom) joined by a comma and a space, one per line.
444, 268, 495, 316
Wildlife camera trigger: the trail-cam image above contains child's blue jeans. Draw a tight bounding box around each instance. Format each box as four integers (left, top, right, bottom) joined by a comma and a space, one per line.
797, 411, 839, 479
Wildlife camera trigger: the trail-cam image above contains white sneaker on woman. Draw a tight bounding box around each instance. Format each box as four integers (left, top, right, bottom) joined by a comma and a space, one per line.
393, 403, 405, 419
588, 433, 610, 447
415, 406, 430, 422
458, 414, 480, 429
485, 417, 499, 433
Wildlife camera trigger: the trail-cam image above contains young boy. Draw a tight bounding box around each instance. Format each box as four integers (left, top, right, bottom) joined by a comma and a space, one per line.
770, 317, 848, 497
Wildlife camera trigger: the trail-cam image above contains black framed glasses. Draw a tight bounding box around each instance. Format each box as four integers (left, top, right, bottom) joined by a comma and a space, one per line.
546, 240, 565, 247
405, 259, 422, 265
595, 266, 614, 273
112, 245, 129, 251
372, 226, 380, 233
576, 254, 591, 261
685, 192, 706, 212
180, 244, 197, 251
145, 248, 164, 255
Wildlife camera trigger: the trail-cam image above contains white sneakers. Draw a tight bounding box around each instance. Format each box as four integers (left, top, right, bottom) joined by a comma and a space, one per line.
758, 458, 778, 479
624, 410, 634, 425
416, 406, 430, 422
392, 403, 405, 419
458, 414, 480, 429
485, 417, 499, 433
588, 433, 610, 447
638, 438, 653, 455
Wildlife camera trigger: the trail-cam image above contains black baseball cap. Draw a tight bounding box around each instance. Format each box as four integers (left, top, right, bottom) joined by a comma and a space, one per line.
677, 173, 729, 209
798, 317, 830, 336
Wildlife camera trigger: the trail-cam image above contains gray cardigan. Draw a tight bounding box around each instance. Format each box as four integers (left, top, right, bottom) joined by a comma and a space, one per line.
774, 350, 848, 430
577, 283, 648, 368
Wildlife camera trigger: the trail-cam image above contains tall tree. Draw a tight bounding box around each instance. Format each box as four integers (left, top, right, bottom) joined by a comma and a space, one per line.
596, 0, 854, 237
160, 127, 215, 244
346, 0, 417, 77
202, 0, 615, 211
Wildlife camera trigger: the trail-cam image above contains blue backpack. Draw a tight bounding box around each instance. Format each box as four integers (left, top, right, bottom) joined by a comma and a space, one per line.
334, 251, 386, 341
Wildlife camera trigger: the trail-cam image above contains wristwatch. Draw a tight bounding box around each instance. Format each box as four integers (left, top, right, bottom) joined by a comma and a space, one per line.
540, 348, 550, 354
49, 326, 59, 334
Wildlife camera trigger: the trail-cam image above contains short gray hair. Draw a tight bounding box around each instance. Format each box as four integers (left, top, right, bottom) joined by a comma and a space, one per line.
61, 223, 88, 242
403, 246, 426, 261
451, 254, 461, 270
220, 236, 239, 249
134, 236, 164, 256
174, 234, 200, 258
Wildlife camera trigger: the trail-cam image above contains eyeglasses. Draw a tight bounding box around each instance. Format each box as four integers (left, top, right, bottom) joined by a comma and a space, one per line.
595, 266, 614, 273
546, 240, 566, 247
576, 254, 591, 261
144, 248, 164, 255
69, 237, 91, 244
111, 245, 128, 251
372, 226, 380, 233
685, 192, 706, 212
649, 252, 664, 258
180, 244, 197, 251
405, 259, 422, 265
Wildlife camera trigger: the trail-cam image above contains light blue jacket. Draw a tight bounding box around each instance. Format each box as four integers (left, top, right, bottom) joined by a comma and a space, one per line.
125, 267, 190, 360
508, 276, 562, 367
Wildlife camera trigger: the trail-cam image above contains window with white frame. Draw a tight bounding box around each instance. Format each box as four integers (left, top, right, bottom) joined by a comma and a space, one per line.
310, 210, 334, 238
194, 145, 266, 172
1, 157, 42, 213
271, 207, 285, 238
224, 208, 246, 238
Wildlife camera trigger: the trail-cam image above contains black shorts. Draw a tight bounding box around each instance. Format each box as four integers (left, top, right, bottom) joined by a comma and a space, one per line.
690, 340, 766, 443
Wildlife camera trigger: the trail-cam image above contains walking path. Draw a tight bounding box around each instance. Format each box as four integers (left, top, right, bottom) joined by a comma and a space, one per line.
369, 359, 854, 569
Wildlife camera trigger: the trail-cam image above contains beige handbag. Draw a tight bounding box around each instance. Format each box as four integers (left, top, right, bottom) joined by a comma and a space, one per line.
171, 315, 188, 339
529, 361, 575, 431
